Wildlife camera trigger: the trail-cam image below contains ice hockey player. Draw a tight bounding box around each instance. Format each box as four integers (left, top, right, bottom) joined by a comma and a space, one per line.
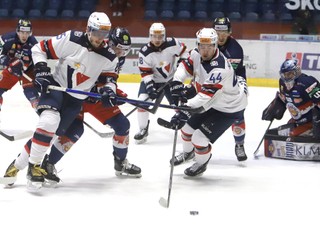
2, 26, 141, 187
167, 28, 247, 176
213, 17, 248, 161
262, 59, 320, 160
3, 12, 124, 191
134, 22, 189, 144
0, 19, 39, 126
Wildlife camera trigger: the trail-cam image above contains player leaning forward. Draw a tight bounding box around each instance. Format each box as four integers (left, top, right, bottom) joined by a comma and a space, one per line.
169, 28, 248, 176
16, 12, 132, 189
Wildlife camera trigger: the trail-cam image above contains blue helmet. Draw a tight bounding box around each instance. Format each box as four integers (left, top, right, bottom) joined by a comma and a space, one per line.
279, 59, 301, 83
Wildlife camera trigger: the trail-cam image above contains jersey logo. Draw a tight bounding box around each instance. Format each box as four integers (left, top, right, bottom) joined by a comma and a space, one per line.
76, 72, 90, 85
156, 62, 171, 78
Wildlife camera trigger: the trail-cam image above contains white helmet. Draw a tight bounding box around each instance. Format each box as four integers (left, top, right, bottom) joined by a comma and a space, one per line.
196, 28, 218, 45
149, 22, 166, 41
87, 12, 111, 38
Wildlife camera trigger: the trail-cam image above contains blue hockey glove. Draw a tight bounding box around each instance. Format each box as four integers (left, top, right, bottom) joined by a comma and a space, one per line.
34, 62, 54, 93
7, 58, 23, 77
170, 80, 187, 106
100, 87, 117, 107
145, 80, 159, 100
170, 109, 192, 129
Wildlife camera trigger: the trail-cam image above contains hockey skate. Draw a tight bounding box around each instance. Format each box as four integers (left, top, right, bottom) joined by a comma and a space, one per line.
235, 144, 247, 161
41, 154, 60, 188
171, 150, 195, 166
114, 159, 142, 178
26, 162, 47, 191
184, 155, 211, 177
134, 120, 149, 144
1, 160, 19, 187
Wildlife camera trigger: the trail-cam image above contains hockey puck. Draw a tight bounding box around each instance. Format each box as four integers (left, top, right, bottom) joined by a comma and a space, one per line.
189, 211, 199, 215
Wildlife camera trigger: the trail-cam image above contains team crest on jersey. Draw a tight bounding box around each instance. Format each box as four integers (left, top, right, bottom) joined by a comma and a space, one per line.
287, 102, 301, 119
74, 31, 83, 37
210, 61, 218, 67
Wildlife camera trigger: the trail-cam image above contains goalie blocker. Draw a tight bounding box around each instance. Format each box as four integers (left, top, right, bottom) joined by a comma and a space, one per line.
264, 128, 320, 161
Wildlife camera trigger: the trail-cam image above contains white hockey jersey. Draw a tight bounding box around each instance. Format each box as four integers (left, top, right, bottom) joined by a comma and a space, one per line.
138, 37, 188, 84
174, 48, 247, 113
32, 30, 118, 99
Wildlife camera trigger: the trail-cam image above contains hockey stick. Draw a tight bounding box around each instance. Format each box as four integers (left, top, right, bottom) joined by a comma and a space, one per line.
253, 120, 274, 158
159, 124, 179, 208
125, 79, 173, 117
83, 121, 114, 138
0, 130, 33, 141
0, 176, 17, 185
47, 85, 165, 114
47, 85, 203, 113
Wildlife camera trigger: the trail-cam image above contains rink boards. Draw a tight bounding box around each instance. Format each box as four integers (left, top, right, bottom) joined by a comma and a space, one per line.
264, 130, 320, 161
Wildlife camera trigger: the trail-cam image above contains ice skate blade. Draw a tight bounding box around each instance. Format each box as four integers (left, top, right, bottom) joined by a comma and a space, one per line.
134, 138, 147, 145
0, 176, 17, 186
27, 180, 43, 192
43, 180, 58, 188
115, 171, 142, 178
183, 173, 204, 178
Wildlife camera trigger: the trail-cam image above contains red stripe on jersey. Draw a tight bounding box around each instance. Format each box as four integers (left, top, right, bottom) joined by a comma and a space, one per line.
178, 44, 187, 56
40, 41, 46, 52
47, 39, 59, 59
297, 101, 313, 111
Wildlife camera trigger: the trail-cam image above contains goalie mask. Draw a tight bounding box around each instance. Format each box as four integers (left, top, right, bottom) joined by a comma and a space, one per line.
108, 27, 131, 57
280, 59, 301, 90
196, 28, 218, 61
87, 12, 111, 48
149, 23, 166, 47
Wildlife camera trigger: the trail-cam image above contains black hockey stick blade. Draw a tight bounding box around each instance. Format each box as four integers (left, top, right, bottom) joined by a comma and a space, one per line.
157, 118, 174, 129
0, 130, 33, 141
127, 92, 165, 115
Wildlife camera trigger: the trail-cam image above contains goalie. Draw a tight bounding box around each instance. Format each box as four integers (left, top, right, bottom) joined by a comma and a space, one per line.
262, 58, 320, 160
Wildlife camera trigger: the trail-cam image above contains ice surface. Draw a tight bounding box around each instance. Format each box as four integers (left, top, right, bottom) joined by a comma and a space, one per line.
1, 84, 320, 240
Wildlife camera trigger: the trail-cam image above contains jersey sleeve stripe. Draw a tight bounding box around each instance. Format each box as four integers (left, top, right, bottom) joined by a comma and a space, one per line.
40, 39, 58, 60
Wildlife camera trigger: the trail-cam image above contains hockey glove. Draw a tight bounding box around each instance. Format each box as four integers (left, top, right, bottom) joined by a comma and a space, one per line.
262, 94, 286, 121
100, 87, 117, 107
0, 55, 10, 67
145, 80, 159, 100
34, 62, 54, 93
7, 58, 23, 77
170, 108, 192, 129
170, 80, 188, 106
184, 84, 197, 99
